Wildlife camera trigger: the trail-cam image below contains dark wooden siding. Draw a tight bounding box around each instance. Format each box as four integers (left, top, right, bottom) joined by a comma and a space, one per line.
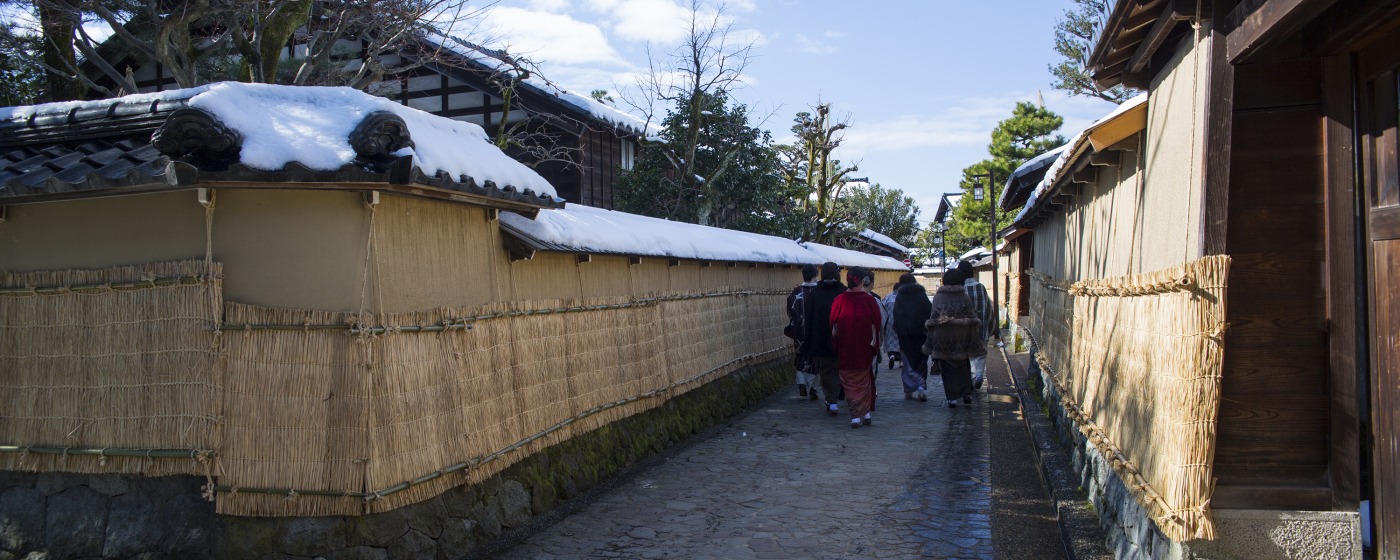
579, 128, 621, 209
1214, 57, 1331, 509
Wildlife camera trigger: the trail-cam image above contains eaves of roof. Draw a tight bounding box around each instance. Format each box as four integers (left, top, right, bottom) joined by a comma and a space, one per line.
0, 95, 562, 212
408, 38, 646, 137
1087, 0, 1195, 90
1013, 94, 1148, 231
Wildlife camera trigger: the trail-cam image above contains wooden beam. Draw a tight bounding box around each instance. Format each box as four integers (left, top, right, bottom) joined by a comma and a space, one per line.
1090, 150, 1123, 167
629, 256, 642, 265
1322, 53, 1361, 510
501, 234, 535, 262
577, 254, 592, 263
1226, 0, 1339, 64
1212, 484, 1332, 510
1302, 0, 1400, 60
1070, 168, 1097, 185
1128, 3, 1186, 74
668, 259, 680, 267
699, 260, 711, 268
1201, 0, 1235, 256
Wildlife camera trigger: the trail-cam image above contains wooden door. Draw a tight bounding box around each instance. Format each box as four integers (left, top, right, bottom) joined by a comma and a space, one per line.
1359, 36, 1400, 559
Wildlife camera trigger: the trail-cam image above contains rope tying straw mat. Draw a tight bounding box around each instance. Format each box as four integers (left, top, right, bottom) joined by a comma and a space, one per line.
216, 288, 789, 516
0, 260, 222, 476
0, 255, 798, 516
1025, 255, 1229, 542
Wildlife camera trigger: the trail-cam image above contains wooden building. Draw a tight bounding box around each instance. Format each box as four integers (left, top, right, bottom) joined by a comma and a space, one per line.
1016, 0, 1400, 557
84, 37, 646, 210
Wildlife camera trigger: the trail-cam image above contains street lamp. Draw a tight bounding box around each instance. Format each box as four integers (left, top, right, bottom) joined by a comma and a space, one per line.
970, 171, 999, 340
932, 223, 946, 271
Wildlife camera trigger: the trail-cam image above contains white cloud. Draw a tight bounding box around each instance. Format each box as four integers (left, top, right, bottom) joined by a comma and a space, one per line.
839, 96, 1011, 158
794, 33, 837, 55
482, 7, 629, 67
838, 90, 1121, 160
526, 0, 571, 10
587, 0, 693, 43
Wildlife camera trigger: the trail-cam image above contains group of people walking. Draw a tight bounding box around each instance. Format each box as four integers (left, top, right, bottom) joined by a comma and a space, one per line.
785, 260, 994, 429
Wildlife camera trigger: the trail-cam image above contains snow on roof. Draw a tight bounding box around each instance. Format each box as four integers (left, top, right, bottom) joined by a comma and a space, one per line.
857, 228, 909, 253
801, 242, 908, 270
1015, 93, 1148, 224
498, 204, 907, 269
188, 82, 556, 197
999, 144, 1068, 206
958, 247, 989, 261
500, 204, 821, 263
426, 35, 653, 136
2, 82, 557, 198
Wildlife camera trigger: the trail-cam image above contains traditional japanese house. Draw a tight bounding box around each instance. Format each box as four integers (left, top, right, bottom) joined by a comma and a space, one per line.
0, 82, 902, 558
83, 36, 647, 209
1019, 1, 1400, 557
844, 228, 912, 262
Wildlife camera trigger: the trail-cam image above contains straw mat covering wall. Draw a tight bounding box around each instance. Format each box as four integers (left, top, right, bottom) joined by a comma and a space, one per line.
1025, 255, 1229, 541
215, 288, 788, 516
0, 260, 221, 477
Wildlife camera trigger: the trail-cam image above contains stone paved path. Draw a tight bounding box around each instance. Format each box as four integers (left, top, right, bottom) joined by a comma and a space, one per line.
495, 359, 996, 560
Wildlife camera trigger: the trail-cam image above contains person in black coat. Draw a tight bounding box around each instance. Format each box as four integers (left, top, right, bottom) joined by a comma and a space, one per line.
801, 261, 847, 415
892, 277, 933, 401
785, 264, 820, 399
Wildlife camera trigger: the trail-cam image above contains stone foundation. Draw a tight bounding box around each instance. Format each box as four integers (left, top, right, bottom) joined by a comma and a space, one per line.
1028, 351, 1361, 560
0, 359, 790, 560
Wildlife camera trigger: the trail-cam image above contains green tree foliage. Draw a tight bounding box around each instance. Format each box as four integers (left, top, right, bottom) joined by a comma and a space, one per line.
615, 89, 795, 235
1049, 0, 1135, 104
843, 183, 919, 248
947, 102, 1066, 256
7, 0, 479, 100
0, 20, 43, 105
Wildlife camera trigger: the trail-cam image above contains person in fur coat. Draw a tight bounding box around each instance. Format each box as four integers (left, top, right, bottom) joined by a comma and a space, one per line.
922, 268, 987, 408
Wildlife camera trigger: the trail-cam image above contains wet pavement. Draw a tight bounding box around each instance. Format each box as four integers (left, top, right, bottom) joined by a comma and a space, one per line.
490, 349, 1067, 559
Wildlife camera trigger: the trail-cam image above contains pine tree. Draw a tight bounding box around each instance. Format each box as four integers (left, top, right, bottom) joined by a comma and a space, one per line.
947, 102, 1066, 255
1049, 0, 1135, 104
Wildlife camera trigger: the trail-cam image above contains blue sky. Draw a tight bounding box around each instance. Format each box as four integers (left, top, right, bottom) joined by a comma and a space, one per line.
474, 0, 1120, 224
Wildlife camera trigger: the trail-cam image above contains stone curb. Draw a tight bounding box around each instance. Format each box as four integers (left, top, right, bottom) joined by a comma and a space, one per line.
996, 347, 1112, 560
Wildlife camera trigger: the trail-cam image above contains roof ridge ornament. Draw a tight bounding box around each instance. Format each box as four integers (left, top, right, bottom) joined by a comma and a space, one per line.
151, 108, 243, 170
350, 111, 415, 162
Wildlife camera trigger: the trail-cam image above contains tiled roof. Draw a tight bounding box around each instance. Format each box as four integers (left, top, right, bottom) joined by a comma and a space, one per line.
0, 88, 563, 212
0, 97, 188, 200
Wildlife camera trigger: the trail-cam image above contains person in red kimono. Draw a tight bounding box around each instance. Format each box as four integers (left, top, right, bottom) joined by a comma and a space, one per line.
829, 266, 883, 428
